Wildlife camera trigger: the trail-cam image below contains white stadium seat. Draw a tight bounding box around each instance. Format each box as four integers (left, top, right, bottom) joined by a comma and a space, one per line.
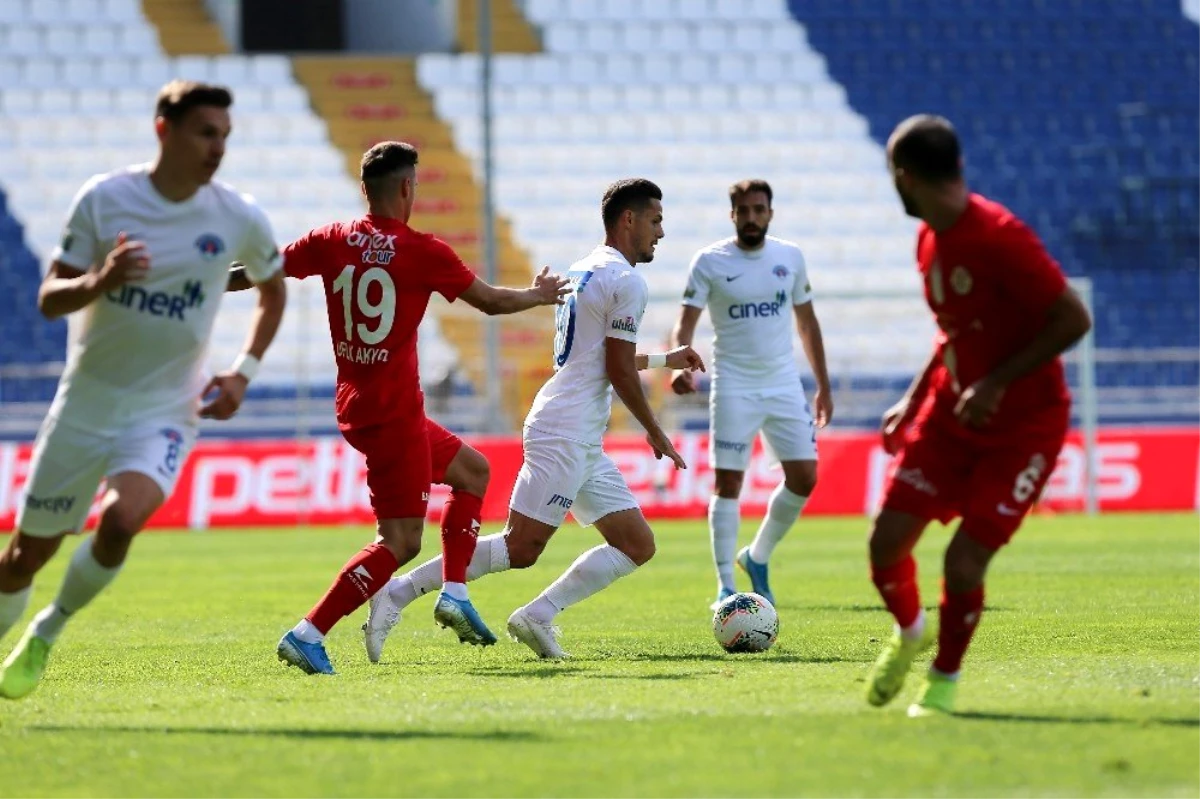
417, 0, 925, 372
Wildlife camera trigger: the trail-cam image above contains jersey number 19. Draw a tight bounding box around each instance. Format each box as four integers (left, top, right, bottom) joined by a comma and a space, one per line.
332, 265, 396, 345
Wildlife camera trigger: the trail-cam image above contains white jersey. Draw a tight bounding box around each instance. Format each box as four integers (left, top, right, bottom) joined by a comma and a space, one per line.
47, 164, 282, 429
682, 235, 813, 393
524, 245, 648, 445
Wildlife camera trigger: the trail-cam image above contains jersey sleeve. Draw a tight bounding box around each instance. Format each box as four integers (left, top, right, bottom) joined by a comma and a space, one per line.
49, 176, 103, 272
281, 225, 331, 280
237, 199, 284, 284
792, 247, 814, 305
992, 217, 1068, 317
605, 271, 648, 343
681, 251, 711, 308
425, 238, 478, 302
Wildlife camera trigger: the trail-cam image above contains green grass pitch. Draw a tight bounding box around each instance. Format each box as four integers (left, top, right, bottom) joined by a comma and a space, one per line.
0, 513, 1196, 797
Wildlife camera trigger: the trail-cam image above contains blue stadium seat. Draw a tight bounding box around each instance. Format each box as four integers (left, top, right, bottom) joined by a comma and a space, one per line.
0, 190, 65, 367
790, 0, 1200, 375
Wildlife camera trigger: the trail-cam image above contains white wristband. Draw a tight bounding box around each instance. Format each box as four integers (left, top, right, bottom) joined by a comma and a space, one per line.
647, 352, 667, 369
231, 352, 260, 382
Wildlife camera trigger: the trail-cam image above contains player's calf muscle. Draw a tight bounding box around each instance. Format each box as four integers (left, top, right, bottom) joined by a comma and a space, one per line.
0, 535, 62, 587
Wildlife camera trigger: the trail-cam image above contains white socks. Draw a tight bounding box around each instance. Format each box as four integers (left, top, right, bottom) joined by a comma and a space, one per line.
387, 533, 511, 609
32, 537, 121, 644
0, 585, 31, 640
291, 618, 323, 644
442, 582, 468, 601
747, 483, 808, 564
899, 611, 926, 644
708, 496, 739, 593
526, 545, 638, 623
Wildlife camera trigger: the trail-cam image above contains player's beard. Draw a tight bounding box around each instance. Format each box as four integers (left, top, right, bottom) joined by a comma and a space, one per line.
737, 224, 767, 248
896, 184, 921, 218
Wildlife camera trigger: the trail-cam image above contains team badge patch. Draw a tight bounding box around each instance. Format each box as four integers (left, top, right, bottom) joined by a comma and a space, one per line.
195, 233, 225, 260
773, 265, 789, 279
950, 265, 973, 295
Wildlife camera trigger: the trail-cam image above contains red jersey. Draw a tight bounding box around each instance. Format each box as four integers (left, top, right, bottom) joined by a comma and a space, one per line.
916, 194, 1070, 433
283, 215, 477, 431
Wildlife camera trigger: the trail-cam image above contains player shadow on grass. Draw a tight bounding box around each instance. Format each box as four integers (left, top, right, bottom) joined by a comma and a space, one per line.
954, 711, 1199, 727
802, 604, 1009, 613
29, 725, 543, 741
468, 664, 589, 679
628, 652, 857, 664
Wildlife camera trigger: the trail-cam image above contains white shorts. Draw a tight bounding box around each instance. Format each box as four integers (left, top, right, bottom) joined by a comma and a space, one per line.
509, 427, 638, 528
17, 413, 198, 537
710, 387, 818, 471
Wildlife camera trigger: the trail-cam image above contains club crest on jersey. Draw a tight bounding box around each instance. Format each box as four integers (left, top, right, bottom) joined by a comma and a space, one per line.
773, 265, 789, 280
194, 233, 225, 260
950, 265, 973, 295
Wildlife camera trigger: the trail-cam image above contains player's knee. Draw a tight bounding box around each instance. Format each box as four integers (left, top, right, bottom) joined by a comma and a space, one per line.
621, 535, 656, 566
867, 522, 906, 567
97, 503, 146, 548
506, 535, 547, 569
944, 531, 995, 591
390, 536, 422, 565
713, 471, 744, 499
0, 537, 59, 580
785, 470, 817, 497
943, 555, 986, 592
461, 451, 490, 497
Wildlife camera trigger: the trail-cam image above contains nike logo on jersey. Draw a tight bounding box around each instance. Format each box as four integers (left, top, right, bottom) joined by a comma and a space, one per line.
996, 503, 1021, 516
725, 275, 743, 282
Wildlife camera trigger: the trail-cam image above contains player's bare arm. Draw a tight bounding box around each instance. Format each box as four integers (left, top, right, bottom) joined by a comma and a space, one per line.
225, 260, 252, 292
200, 269, 287, 420
882, 345, 942, 454
794, 300, 833, 427
38, 232, 149, 319
955, 287, 1092, 427
459, 267, 570, 315
668, 304, 704, 394
636, 345, 705, 373
605, 337, 686, 469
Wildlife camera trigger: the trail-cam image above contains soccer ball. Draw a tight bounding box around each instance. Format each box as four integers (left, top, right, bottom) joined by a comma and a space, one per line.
712, 592, 778, 653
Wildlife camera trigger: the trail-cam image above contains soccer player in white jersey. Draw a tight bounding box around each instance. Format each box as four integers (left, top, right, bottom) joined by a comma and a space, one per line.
0, 81, 287, 698
360, 179, 705, 660
669, 179, 833, 610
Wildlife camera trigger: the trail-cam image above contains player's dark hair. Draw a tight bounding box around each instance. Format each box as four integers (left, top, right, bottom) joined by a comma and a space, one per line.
360, 141, 419, 202
729, 179, 773, 208
890, 114, 962, 182
601, 178, 663, 230
155, 80, 233, 123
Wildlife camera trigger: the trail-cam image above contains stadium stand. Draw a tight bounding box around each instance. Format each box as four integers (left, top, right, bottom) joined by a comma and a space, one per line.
0, 0, 475, 436
790, 0, 1200, 422
0, 0, 1195, 434
422, 0, 936, 428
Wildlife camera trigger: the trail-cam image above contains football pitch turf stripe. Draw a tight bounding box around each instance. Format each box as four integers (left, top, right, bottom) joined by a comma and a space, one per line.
0, 514, 1196, 797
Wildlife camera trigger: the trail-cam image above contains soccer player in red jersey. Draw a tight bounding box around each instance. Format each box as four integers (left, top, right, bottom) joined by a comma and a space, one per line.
246, 142, 568, 674
864, 116, 1093, 716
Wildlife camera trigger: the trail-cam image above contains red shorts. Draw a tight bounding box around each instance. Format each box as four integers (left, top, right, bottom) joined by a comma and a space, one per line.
880, 408, 1067, 550
341, 417, 464, 520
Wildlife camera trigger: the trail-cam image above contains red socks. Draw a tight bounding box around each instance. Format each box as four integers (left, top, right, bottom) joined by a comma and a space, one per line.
306, 543, 399, 634
933, 582, 985, 675
870, 554, 922, 629
441, 490, 482, 584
